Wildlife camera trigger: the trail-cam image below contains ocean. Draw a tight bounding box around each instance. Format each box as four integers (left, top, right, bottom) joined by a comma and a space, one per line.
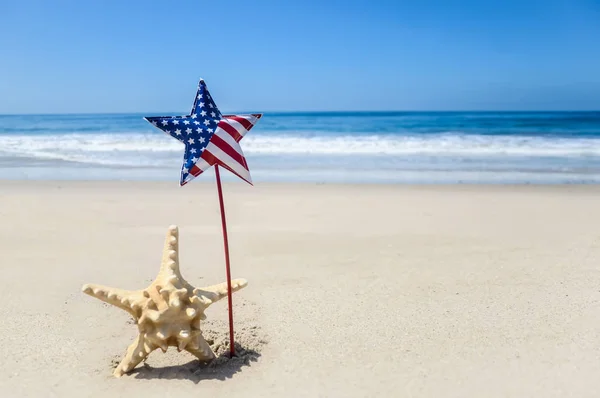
1, 111, 600, 184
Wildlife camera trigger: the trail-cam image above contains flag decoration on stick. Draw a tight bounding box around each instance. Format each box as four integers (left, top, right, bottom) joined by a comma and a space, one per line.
144, 79, 261, 186
144, 79, 262, 356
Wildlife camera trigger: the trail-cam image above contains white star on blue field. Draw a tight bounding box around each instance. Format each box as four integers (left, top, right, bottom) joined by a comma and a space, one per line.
144, 80, 223, 184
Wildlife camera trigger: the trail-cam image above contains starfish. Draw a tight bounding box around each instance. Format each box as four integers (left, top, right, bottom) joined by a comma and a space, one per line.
82, 225, 247, 377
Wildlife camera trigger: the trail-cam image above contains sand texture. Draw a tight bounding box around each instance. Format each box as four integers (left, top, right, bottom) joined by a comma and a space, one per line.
1, 181, 599, 397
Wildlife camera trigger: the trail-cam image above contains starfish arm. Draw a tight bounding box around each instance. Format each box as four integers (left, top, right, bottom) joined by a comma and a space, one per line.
192, 278, 248, 308
158, 225, 181, 278
114, 334, 156, 377
81, 284, 143, 316
185, 331, 215, 362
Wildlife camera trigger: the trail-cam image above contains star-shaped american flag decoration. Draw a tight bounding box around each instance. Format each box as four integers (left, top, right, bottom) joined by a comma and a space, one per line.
144, 79, 262, 186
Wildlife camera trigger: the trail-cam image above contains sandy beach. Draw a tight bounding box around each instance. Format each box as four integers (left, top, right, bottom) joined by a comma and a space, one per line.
1, 181, 599, 397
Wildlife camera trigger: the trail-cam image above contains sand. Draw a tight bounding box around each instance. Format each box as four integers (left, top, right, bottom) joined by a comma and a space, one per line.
1, 181, 599, 397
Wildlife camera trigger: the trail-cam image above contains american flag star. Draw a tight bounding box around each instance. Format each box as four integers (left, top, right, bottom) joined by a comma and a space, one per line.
144, 79, 262, 186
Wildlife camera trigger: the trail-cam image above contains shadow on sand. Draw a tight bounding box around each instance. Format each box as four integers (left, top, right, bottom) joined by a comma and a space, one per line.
130, 343, 261, 383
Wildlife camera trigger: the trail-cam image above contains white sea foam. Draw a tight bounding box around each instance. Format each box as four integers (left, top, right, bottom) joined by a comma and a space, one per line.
2, 131, 600, 183
243, 134, 600, 156
3, 132, 600, 163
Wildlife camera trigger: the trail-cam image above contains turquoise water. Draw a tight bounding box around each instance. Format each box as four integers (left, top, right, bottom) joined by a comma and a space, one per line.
1, 111, 600, 183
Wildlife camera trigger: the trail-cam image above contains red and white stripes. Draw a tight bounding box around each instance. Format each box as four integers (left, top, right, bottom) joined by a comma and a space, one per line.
186, 113, 262, 185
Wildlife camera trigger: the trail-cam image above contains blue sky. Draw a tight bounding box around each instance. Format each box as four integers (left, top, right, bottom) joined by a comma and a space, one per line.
1, 0, 599, 113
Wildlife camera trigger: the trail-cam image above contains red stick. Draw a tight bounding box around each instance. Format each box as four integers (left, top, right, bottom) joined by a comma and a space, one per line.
214, 165, 236, 357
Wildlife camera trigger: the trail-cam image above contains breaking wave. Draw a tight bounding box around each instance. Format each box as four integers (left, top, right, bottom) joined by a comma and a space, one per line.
2, 132, 600, 167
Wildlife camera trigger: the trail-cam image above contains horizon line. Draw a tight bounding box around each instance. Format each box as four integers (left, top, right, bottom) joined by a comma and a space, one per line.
1, 110, 599, 116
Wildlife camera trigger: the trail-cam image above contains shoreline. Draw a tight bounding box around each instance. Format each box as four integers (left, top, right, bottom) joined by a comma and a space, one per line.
2, 179, 600, 191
